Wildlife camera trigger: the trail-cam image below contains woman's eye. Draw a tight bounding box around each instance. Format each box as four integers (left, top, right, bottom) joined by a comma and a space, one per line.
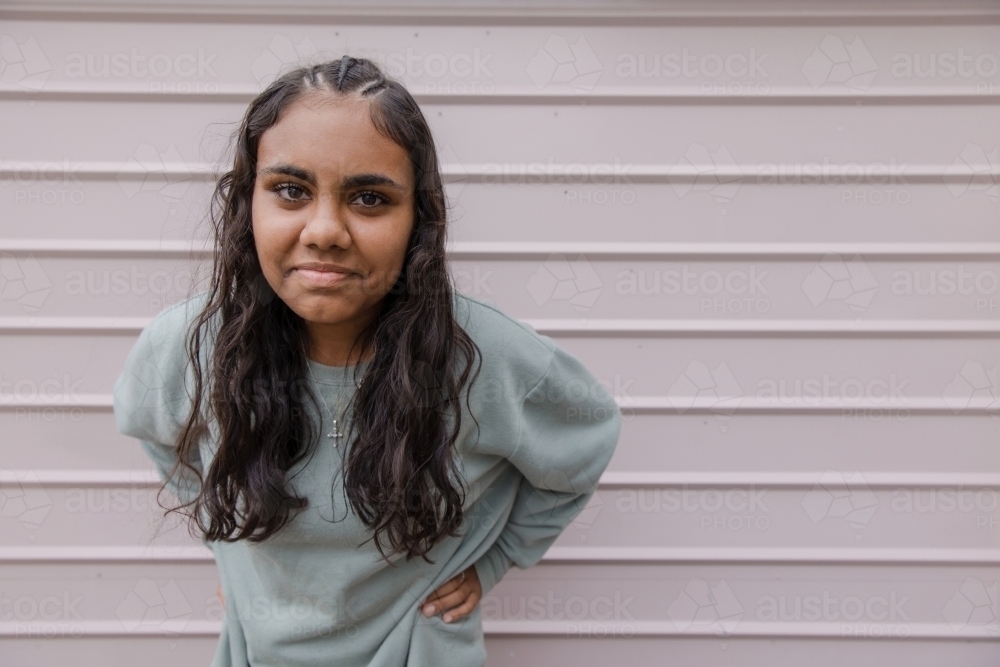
353, 191, 387, 208
273, 184, 308, 202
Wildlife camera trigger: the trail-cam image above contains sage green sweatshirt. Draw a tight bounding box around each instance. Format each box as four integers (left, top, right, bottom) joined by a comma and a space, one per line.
113, 290, 621, 667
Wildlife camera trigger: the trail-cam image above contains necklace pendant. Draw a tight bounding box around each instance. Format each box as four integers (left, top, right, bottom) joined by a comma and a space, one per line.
327, 419, 343, 445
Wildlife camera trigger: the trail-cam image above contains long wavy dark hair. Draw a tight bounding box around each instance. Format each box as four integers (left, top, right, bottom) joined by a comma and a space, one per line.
164, 56, 481, 563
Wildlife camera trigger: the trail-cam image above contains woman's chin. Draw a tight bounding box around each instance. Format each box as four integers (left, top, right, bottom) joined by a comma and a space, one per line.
281, 294, 357, 325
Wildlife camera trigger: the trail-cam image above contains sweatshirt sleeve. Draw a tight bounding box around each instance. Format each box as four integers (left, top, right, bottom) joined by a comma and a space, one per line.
473, 342, 622, 594
113, 296, 207, 509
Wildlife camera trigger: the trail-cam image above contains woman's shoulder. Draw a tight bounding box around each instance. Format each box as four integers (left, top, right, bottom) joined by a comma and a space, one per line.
127, 290, 212, 376
452, 291, 555, 374
113, 291, 211, 443
128, 290, 214, 374
144, 290, 212, 341
449, 292, 622, 467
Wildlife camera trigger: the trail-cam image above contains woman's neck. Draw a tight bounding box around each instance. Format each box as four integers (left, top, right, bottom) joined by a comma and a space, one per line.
304, 317, 376, 367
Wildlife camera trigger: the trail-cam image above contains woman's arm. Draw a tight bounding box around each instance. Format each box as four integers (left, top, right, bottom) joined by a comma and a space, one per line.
113, 296, 208, 526
419, 341, 621, 622
472, 342, 622, 593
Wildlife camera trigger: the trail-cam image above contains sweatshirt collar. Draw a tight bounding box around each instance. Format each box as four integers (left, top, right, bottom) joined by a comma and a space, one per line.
305, 356, 373, 387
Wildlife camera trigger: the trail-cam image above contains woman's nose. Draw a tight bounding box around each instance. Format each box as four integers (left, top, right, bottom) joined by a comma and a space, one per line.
300, 195, 352, 250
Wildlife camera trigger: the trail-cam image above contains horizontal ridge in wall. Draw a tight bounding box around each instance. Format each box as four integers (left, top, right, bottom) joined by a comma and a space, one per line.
2, 0, 1000, 21
1, 83, 999, 104
0, 620, 994, 640
2, 161, 997, 184
1, 546, 996, 565
0, 318, 997, 337
2, 240, 999, 260
3, 0, 1000, 24
0, 394, 995, 414
6, 470, 1000, 488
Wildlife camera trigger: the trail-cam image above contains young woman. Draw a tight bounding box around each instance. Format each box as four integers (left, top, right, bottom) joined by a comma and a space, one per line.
113, 56, 621, 666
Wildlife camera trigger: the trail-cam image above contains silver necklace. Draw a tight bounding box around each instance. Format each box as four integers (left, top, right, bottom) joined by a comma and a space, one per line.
308, 365, 365, 447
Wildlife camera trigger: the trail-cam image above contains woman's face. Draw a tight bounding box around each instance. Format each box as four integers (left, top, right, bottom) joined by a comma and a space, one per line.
252, 93, 415, 347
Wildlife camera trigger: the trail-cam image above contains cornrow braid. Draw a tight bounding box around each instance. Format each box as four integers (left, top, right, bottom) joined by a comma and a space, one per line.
301, 57, 385, 97
336, 56, 357, 90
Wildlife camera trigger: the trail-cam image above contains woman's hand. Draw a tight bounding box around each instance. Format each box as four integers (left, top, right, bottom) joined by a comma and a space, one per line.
421, 565, 481, 623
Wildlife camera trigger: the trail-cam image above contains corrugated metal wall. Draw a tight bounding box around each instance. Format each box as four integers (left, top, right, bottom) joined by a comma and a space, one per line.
1, 1, 998, 664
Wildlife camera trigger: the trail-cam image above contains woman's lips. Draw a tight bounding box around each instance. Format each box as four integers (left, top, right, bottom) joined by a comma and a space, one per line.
294, 268, 354, 288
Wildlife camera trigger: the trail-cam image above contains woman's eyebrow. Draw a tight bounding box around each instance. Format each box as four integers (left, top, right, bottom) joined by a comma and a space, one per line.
257, 164, 406, 192
341, 173, 407, 192
257, 163, 316, 186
